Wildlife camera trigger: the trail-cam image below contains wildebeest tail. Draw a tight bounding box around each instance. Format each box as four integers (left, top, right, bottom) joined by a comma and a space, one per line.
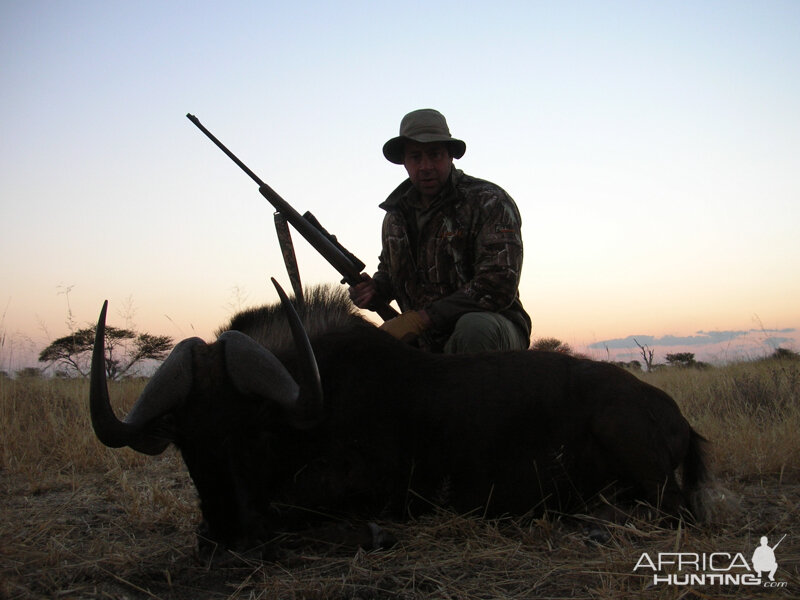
683, 429, 709, 521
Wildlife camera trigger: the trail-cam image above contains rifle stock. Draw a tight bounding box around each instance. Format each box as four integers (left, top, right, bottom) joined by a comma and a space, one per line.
187, 113, 399, 321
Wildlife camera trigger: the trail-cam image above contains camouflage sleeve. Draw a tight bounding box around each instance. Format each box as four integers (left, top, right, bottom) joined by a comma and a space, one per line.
425, 190, 524, 330
371, 217, 397, 305
372, 257, 395, 304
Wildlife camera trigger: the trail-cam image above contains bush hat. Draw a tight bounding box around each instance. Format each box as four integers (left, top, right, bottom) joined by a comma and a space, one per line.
382, 109, 467, 164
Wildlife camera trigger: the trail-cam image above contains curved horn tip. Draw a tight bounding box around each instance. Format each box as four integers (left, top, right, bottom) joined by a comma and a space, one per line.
270, 276, 323, 427
98, 300, 109, 324
90, 299, 124, 447
93, 300, 109, 370
271, 277, 288, 301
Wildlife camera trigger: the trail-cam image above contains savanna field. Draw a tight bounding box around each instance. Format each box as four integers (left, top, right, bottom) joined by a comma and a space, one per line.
1, 356, 798, 599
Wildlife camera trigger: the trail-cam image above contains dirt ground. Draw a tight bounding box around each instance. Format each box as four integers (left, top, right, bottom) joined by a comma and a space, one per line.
2, 452, 798, 600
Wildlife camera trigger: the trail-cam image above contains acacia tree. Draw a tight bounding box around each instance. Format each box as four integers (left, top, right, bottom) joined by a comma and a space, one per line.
39, 325, 173, 380
665, 352, 696, 368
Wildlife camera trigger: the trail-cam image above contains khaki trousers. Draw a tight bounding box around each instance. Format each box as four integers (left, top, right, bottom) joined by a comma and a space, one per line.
443, 312, 529, 354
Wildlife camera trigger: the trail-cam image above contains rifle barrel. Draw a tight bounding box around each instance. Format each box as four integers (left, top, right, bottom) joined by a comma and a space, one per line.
187, 113, 348, 273
186, 113, 399, 321
186, 114, 266, 188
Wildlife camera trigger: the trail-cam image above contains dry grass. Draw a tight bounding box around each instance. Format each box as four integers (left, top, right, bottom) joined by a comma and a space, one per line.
642, 357, 800, 479
1, 359, 799, 599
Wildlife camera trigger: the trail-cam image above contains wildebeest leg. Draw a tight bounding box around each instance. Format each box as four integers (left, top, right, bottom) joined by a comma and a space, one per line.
182, 443, 274, 557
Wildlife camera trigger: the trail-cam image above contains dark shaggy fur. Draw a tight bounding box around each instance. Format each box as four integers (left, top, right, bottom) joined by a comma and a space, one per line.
217, 284, 368, 354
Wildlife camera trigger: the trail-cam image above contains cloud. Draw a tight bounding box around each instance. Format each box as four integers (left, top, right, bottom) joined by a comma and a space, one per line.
588, 328, 796, 350
763, 337, 793, 348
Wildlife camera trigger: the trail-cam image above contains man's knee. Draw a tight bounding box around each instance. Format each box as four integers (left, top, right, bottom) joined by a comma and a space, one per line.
444, 312, 527, 354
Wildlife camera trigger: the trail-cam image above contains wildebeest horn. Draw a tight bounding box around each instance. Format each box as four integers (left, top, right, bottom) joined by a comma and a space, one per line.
272, 277, 323, 427
90, 300, 203, 455
218, 329, 300, 404
218, 280, 322, 428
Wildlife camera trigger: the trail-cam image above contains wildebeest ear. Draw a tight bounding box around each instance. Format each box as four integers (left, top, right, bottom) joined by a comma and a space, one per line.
219, 330, 301, 409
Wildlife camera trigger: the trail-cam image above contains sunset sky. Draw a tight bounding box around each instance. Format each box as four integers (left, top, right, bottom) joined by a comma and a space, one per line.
2, 1, 799, 372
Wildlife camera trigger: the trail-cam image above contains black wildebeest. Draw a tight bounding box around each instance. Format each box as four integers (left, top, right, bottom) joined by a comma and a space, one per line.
90, 283, 708, 555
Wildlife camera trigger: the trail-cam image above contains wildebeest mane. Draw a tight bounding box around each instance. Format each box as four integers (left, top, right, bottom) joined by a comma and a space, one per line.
216, 284, 372, 354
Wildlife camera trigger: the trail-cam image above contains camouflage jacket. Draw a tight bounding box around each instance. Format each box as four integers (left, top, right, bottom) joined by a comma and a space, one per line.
373, 168, 531, 352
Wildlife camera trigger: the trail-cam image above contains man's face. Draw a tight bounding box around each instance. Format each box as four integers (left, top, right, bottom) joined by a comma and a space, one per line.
403, 141, 453, 201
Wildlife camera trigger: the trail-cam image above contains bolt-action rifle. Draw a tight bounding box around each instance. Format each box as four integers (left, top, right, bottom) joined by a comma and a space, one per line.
187, 113, 398, 322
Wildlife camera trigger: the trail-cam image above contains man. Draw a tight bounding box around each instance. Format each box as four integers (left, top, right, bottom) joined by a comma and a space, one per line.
349, 108, 531, 353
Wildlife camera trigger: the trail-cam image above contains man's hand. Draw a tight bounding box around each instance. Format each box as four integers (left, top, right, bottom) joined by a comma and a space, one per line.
379, 310, 431, 343
348, 273, 378, 309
